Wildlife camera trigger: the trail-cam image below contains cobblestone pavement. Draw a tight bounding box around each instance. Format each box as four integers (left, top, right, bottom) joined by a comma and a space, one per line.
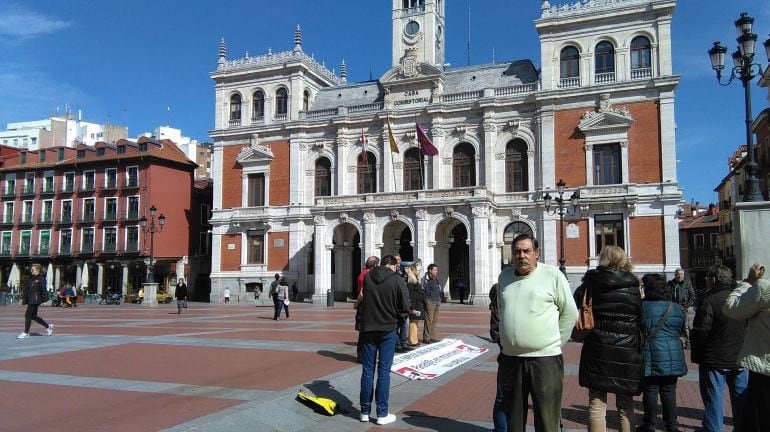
0, 301, 726, 431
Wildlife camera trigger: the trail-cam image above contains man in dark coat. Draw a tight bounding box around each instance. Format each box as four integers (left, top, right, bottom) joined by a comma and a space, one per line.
357, 255, 409, 426
668, 268, 695, 348
691, 264, 747, 432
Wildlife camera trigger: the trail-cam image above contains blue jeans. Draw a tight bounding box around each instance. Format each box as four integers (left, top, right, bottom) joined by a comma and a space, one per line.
272, 295, 282, 319
699, 367, 748, 432
397, 317, 409, 348
359, 330, 397, 418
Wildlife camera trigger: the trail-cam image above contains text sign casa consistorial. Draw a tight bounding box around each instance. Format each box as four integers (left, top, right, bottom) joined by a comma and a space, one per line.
391, 88, 432, 109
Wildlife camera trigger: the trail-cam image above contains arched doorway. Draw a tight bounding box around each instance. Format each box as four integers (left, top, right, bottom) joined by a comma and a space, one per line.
383, 221, 413, 261
502, 221, 534, 269
331, 223, 361, 301
447, 224, 470, 302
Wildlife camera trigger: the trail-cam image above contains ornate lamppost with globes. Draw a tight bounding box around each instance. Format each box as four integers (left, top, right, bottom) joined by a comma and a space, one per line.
543, 179, 580, 277
139, 205, 166, 284
707, 12, 770, 202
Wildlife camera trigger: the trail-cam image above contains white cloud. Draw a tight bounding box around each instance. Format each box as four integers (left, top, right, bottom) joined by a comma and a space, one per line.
0, 4, 71, 39
0, 67, 86, 125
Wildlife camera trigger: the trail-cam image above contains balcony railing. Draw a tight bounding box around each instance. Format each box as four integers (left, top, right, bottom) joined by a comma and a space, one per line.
100, 244, 118, 253
17, 215, 34, 226
17, 247, 31, 257
0, 217, 14, 226
34, 247, 50, 256
57, 214, 73, 225
57, 182, 75, 194
125, 178, 139, 189
0, 248, 11, 257
40, 183, 56, 195
558, 76, 581, 88
58, 246, 72, 256
250, 115, 264, 125
20, 185, 35, 196
77, 244, 94, 254
121, 211, 140, 222
78, 212, 96, 224
2, 188, 16, 198
37, 214, 54, 225
630, 67, 652, 80
101, 211, 118, 222
102, 180, 118, 191
595, 72, 616, 84
228, 118, 241, 127
80, 182, 96, 193
124, 242, 139, 253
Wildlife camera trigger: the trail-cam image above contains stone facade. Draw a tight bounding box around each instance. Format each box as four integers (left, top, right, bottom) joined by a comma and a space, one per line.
208, 0, 682, 305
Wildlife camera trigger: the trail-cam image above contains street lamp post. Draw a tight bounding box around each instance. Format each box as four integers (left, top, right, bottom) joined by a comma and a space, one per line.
543, 179, 580, 277
707, 12, 770, 202
139, 205, 166, 283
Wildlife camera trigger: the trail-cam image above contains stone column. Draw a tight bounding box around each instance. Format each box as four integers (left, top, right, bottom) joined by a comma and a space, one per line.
415, 209, 430, 264
482, 114, 497, 187
312, 216, 330, 304
362, 212, 376, 263
470, 205, 490, 306
97, 263, 104, 295
122, 263, 129, 295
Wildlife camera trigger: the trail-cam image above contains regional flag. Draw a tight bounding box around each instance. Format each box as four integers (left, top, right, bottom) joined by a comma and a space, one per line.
360, 128, 367, 164
416, 122, 438, 157
387, 117, 399, 153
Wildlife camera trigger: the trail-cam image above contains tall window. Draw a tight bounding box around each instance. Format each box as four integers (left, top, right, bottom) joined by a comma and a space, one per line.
105, 168, 117, 188
60, 229, 72, 253
303, 90, 310, 111
248, 173, 265, 206
105, 198, 117, 220
593, 143, 621, 185
83, 171, 95, 190
4, 174, 15, 195
452, 143, 476, 187
20, 231, 31, 255
595, 41, 615, 79
314, 157, 332, 197
63, 172, 75, 191
22, 201, 33, 223
403, 148, 424, 191
3, 202, 12, 224
502, 222, 534, 267
42, 200, 53, 223
126, 166, 138, 187
595, 214, 624, 254
126, 226, 139, 252
83, 198, 95, 220
1, 232, 11, 254
560, 46, 580, 86
357, 152, 377, 194
247, 230, 265, 264
229, 93, 242, 121
104, 227, 117, 252
127, 196, 139, 219
80, 228, 93, 252
39, 230, 50, 255
630, 36, 652, 74
505, 140, 528, 192
23, 172, 34, 194
61, 200, 72, 223
275, 88, 288, 116
252, 91, 265, 120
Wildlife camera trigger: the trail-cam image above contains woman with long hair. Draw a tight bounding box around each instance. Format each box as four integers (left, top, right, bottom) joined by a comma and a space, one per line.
405, 260, 425, 347
577, 246, 643, 432
17, 263, 54, 339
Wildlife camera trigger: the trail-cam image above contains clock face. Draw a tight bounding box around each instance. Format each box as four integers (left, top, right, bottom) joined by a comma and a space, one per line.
405, 20, 420, 36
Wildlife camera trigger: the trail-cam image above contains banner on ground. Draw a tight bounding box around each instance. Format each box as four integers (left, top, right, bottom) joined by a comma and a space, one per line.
391, 338, 488, 380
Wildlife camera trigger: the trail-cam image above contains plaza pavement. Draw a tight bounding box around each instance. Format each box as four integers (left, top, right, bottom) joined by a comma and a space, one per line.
0, 300, 728, 432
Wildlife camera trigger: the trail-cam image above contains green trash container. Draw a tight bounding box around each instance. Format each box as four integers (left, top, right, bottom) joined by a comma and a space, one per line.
326, 289, 334, 307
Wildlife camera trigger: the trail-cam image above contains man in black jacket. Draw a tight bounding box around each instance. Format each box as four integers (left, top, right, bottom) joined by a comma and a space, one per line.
691, 264, 748, 432
357, 255, 409, 426
668, 268, 695, 348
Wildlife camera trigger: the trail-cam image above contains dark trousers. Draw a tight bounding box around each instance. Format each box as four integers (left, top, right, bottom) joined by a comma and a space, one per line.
743, 371, 770, 432
272, 295, 282, 320
24, 304, 49, 333
639, 375, 679, 432
497, 353, 564, 432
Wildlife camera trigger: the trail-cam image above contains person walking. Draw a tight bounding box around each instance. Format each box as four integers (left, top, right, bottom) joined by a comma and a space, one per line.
175, 277, 188, 314
668, 268, 695, 348
723, 263, 770, 432
357, 255, 409, 425
496, 233, 578, 432
274, 276, 290, 320
577, 246, 643, 432
691, 264, 747, 432
223, 287, 231, 304
405, 260, 425, 347
17, 263, 54, 339
422, 263, 442, 343
637, 273, 688, 432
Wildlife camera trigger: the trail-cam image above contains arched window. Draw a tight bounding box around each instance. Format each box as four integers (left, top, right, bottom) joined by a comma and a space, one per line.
560, 46, 580, 87
229, 94, 242, 121
357, 152, 377, 194
505, 139, 528, 192
252, 91, 265, 120
595, 41, 615, 82
314, 157, 331, 197
502, 221, 534, 267
630, 36, 652, 78
275, 88, 288, 116
403, 148, 424, 191
303, 90, 310, 112
452, 143, 476, 188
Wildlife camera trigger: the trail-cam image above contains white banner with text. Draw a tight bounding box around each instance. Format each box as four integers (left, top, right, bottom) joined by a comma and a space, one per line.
391, 338, 489, 380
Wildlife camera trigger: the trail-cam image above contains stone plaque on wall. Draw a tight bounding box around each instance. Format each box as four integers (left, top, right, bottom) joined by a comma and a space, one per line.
273, 239, 285, 248
566, 223, 579, 239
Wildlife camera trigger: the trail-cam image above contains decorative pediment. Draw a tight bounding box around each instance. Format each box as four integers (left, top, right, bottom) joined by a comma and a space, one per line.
380, 61, 443, 83
236, 135, 274, 165
578, 107, 634, 132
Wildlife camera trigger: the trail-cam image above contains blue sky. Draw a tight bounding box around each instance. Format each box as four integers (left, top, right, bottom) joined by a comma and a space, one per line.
0, 0, 769, 206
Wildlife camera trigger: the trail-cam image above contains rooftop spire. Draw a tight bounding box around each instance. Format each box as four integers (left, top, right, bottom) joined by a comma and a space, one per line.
218, 37, 227, 66
340, 59, 347, 82
294, 24, 303, 53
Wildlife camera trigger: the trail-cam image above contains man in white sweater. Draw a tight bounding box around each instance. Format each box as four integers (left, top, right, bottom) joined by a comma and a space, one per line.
496, 233, 578, 432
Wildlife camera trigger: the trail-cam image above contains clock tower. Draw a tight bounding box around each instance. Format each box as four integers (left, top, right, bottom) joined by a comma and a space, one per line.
392, 0, 445, 69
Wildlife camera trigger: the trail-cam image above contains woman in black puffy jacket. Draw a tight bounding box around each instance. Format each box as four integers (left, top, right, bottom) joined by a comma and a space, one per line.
576, 246, 643, 432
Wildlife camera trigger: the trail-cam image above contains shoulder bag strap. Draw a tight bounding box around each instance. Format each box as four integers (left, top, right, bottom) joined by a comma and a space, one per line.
645, 302, 672, 344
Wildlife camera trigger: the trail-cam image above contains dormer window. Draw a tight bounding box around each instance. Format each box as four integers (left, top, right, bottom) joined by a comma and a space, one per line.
117, 145, 126, 154
77, 150, 86, 159
97, 148, 105, 156
57, 148, 65, 161
139, 142, 147, 152
20, 152, 26, 164
39, 151, 46, 162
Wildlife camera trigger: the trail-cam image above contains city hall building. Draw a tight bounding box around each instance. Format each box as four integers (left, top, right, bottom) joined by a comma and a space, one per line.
208, 0, 682, 305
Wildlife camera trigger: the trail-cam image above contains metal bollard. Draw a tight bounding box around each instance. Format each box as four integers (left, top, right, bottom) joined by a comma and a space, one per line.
326, 289, 334, 307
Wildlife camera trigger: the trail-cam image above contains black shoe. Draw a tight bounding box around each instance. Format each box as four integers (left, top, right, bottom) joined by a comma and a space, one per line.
395, 347, 407, 353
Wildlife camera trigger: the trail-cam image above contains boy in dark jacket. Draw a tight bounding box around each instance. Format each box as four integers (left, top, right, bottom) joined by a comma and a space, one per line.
357, 255, 409, 425
691, 265, 747, 432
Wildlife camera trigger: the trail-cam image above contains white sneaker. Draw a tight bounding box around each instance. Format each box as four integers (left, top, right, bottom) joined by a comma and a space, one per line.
16, 332, 29, 339
359, 414, 369, 422
376, 414, 396, 425
46, 324, 54, 336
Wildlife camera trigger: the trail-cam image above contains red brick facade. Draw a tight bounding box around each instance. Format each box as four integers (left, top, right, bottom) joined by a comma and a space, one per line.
267, 231, 289, 271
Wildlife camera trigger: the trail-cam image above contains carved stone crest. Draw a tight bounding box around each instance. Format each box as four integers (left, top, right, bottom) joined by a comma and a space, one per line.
415, 209, 428, 220
313, 215, 325, 225
390, 210, 399, 221
471, 206, 489, 218
400, 48, 420, 79
444, 207, 454, 218
363, 212, 376, 223
339, 213, 349, 223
